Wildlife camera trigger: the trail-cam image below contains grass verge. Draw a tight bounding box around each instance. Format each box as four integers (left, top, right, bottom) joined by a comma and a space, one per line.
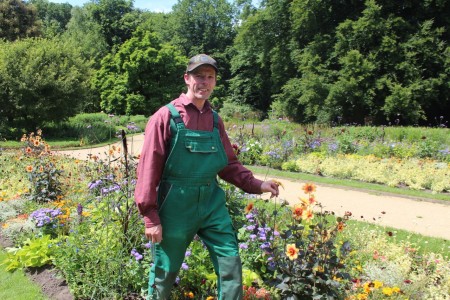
248, 165, 450, 202
0, 249, 47, 300
344, 219, 450, 257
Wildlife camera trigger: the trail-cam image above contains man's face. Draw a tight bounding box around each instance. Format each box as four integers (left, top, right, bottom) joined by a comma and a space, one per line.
184, 65, 217, 102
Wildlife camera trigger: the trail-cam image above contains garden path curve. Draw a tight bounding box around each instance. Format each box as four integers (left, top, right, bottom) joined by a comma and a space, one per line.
57, 134, 450, 241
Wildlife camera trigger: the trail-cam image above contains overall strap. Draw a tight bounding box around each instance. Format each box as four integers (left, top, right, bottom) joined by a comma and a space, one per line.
212, 109, 219, 130
165, 103, 185, 134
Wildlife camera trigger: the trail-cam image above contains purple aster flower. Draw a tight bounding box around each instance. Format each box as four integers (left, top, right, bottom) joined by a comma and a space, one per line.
245, 213, 254, 219
30, 208, 62, 228
77, 203, 83, 216
260, 242, 271, 250
246, 225, 256, 231
239, 243, 248, 249
88, 179, 103, 190
181, 263, 189, 270
131, 249, 143, 261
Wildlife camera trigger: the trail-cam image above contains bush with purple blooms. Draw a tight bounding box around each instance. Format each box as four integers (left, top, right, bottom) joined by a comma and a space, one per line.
30, 207, 63, 237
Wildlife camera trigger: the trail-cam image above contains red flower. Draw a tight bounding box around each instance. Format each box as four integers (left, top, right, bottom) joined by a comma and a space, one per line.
302, 183, 316, 194
245, 202, 254, 214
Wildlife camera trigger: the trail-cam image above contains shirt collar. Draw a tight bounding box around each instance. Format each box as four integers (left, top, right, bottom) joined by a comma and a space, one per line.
179, 93, 211, 112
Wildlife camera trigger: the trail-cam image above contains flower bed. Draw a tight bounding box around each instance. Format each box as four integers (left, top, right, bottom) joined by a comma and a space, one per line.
1, 131, 449, 299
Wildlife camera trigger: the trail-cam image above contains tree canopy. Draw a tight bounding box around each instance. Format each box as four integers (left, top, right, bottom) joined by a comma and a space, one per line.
0, 38, 91, 134
0, 0, 448, 138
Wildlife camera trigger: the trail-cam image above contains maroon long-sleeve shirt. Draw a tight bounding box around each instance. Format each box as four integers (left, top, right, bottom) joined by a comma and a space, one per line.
134, 94, 264, 228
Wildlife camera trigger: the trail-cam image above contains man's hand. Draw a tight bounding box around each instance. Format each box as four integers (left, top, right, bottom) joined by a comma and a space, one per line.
261, 180, 280, 198
145, 225, 163, 243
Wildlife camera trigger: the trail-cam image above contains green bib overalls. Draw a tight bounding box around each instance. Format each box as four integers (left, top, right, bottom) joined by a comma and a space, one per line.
148, 104, 243, 299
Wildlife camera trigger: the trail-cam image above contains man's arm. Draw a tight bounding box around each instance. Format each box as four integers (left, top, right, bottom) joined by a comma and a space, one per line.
134, 108, 170, 229
217, 117, 279, 197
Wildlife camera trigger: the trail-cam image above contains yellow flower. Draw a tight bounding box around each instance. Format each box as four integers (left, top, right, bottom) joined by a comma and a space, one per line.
373, 280, 383, 289
302, 208, 314, 220
1, 223, 9, 229
272, 179, 284, 189
26, 165, 33, 172
313, 265, 324, 273
184, 291, 194, 299
363, 282, 373, 293
392, 286, 401, 293
382, 287, 393, 296
356, 293, 368, 300
206, 297, 215, 300
285, 243, 299, 260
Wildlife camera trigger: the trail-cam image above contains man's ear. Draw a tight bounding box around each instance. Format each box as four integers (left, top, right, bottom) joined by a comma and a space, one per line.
183, 72, 190, 83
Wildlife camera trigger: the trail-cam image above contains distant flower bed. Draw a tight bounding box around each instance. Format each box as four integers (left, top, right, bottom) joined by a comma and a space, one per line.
282, 154, 449, 193
227, 121, 449, 193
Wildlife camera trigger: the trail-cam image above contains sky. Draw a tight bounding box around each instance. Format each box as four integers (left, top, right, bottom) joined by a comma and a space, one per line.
48, 0, 179, 13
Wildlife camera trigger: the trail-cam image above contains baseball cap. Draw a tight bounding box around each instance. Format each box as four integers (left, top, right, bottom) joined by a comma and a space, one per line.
186, 54, 218, 73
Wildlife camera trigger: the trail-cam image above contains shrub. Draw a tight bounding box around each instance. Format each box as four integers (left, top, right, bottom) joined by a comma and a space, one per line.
2, 235, 57, 271
219, 101, 263, 121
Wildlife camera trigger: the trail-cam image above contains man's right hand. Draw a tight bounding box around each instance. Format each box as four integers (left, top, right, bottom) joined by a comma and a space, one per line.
145, 225, 163, 243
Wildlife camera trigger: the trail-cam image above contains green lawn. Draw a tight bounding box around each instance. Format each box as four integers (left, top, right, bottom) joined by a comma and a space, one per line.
0, 249, 47, 300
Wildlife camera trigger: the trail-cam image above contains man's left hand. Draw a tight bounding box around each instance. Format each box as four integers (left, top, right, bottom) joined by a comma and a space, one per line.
260, 180, 280, 198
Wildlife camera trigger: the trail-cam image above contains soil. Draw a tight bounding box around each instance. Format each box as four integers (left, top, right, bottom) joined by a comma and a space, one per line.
26, 266, 73, 300
3, 133, 448, 300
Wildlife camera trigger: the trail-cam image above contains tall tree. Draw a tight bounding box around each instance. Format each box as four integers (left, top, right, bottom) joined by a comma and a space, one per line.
229, 0, 295, 113
269, 0, 449, 125
170, 0, 237, 57
86, 0, 138, 49
0, 0, 41, 41
29, 0, 73, 37
0, 38, 91, 135
93, 29, 186, 115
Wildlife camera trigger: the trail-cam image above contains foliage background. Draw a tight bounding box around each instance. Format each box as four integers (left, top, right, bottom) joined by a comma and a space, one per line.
0, 0, 449, 140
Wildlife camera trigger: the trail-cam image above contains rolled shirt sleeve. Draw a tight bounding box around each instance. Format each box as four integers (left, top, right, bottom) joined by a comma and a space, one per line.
134, 107, 171, 228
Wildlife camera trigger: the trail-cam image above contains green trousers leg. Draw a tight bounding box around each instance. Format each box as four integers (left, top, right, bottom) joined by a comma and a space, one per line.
148, 183, 243, 299
216, 256, 243, 299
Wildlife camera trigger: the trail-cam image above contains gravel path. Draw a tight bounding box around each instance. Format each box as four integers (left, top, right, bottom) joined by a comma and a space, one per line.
57, 134, 450, 241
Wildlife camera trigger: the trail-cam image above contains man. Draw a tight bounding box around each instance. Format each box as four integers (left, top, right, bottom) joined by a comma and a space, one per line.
134, 54, 279, 299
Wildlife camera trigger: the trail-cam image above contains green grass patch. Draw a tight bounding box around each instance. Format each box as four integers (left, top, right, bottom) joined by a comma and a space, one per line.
344, 220, 450, 257
0, 249, 47, 300
249, 165, 450, 202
